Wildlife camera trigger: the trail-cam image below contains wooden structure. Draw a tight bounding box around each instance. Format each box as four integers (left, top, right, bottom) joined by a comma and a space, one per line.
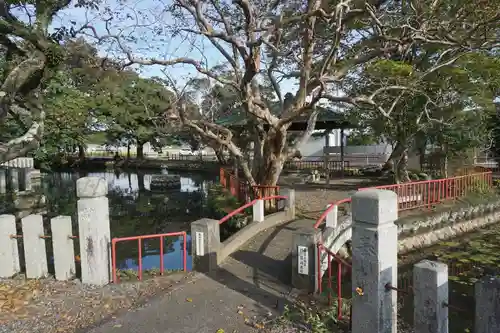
216, 107, 358, 183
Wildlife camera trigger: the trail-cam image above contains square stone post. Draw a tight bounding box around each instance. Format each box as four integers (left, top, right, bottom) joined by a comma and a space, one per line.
279, 188, 295, 218
23, 169, 32, 192
0, 169, 6, 194
475, 276, 500, 333
22, 214, 49, 278
9, 168, 19, 192
51, 216, 76, 281
351, 189, 398, 333
77, 177, 111, 286
253, 199, 264, 222
325, 204, 338, 228
413, 260, 449, 333
292, 227, 321, 292
0, 214, 20, 277
191, 218, 220, 273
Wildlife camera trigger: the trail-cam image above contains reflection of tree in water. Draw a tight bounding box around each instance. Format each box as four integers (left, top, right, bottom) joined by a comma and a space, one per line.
24, 171, 204, 269
108, 187, 205, 237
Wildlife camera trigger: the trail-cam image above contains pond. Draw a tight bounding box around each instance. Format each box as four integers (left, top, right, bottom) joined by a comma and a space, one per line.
397, 223, 500, 333
0, 169, 217, 278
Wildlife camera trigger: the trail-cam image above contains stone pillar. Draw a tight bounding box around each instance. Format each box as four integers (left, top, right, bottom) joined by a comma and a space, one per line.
292, 226, 321, 292
9, 168, 19, 192
253, 199, 264, 222
23, 169, 32, 192
0, 169, 6, 194
413, 260, 449, 333
51, 216, 76, 281
0, 214, 20, 277
351, 189, 398, 333
475, 276, 500, 333
325, 204, 338, 228
191, 218, 220, 273
279, 188, 295, 218
21, 214, 48, 278
77, 177, 111, 286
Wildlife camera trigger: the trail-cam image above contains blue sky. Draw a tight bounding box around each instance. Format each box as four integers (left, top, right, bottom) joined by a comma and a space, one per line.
50, 0, 299, 95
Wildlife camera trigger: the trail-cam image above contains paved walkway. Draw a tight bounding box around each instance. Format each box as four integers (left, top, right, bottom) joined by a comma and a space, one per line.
86, 219, 314, 333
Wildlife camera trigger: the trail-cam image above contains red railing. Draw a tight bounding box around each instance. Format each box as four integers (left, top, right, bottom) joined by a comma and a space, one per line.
358, 172, 492, 211
317, 243, 352, 319
313, 198, 352, 229
111, 231, 188, 283
313, 171, 493, 320
218, 195, 288, 225
219, 167, 252, 202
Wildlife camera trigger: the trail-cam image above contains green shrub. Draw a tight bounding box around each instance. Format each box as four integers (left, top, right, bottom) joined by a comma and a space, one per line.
206, 184, 251, 240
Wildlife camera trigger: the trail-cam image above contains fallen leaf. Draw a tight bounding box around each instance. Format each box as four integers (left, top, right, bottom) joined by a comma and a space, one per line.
237, 310, 243, 315
186, 298, 193, 302
216, 329, 224, 333
113, 324, 122, 328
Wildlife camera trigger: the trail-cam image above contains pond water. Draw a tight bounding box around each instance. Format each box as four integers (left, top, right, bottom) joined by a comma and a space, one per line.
398, 223, 500, 333
0, 169, 217, 276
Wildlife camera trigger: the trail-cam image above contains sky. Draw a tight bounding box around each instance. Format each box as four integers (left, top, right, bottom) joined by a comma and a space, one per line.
49, 0, 300, 95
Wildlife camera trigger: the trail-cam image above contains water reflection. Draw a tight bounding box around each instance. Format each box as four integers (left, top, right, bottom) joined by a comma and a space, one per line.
1, 169, 214, 274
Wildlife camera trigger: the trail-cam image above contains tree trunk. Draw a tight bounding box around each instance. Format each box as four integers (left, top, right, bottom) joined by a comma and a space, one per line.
127, 143, 131, 159
78, 145, 85, 160
383, 141, 407, 172
136, 142, 144, 159
396, 148, 411, 183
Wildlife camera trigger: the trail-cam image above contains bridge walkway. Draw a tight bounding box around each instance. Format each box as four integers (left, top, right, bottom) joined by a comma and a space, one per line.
86, 219, 314, 333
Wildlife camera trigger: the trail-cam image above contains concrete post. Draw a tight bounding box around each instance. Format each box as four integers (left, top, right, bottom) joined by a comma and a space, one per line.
23, 169, 32, 192
0, 214, 20, 277
191, 218, 220, 273
351, 189, 398, 333
9, 168, 19, 192
0, 169, 6, 194
51, 216, 76, 281
325, 204, 338, 228
21, 214, 48, 278
279, 188, 295, 218
291, 227, 321, 292
475, 276, 500, 333
413, 260, 449, 333
77, 177, 111, 286
253, 199, 264, 222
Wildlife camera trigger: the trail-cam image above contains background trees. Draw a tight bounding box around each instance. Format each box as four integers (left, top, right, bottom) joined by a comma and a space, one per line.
0, 0, 499, 185
83, 0, 499, 185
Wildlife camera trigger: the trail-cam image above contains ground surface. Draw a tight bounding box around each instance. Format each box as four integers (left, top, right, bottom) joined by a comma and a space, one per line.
0, 272, 195, 333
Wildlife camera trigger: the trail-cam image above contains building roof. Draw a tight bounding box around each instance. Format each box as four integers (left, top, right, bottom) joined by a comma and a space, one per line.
215, 105, 357, 130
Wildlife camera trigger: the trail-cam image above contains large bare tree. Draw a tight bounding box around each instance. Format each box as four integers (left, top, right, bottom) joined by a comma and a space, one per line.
83, 0, 498, 186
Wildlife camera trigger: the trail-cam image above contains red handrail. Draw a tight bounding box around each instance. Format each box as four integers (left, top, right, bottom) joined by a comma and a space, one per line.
218, 195, 288, 225
317, 243, 352, 319
111, 231, 188, 283
313, 198, 352, 229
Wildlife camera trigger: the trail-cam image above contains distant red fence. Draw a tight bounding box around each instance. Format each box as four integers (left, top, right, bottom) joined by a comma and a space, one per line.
111, 231, 188, 283
358, 171, 492, 211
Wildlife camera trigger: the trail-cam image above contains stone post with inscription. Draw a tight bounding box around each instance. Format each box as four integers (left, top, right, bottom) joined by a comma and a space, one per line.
77, 177, 111, 286
351, 189, 398, 333
291, 227, 321, 292
191, 218, 220, 274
